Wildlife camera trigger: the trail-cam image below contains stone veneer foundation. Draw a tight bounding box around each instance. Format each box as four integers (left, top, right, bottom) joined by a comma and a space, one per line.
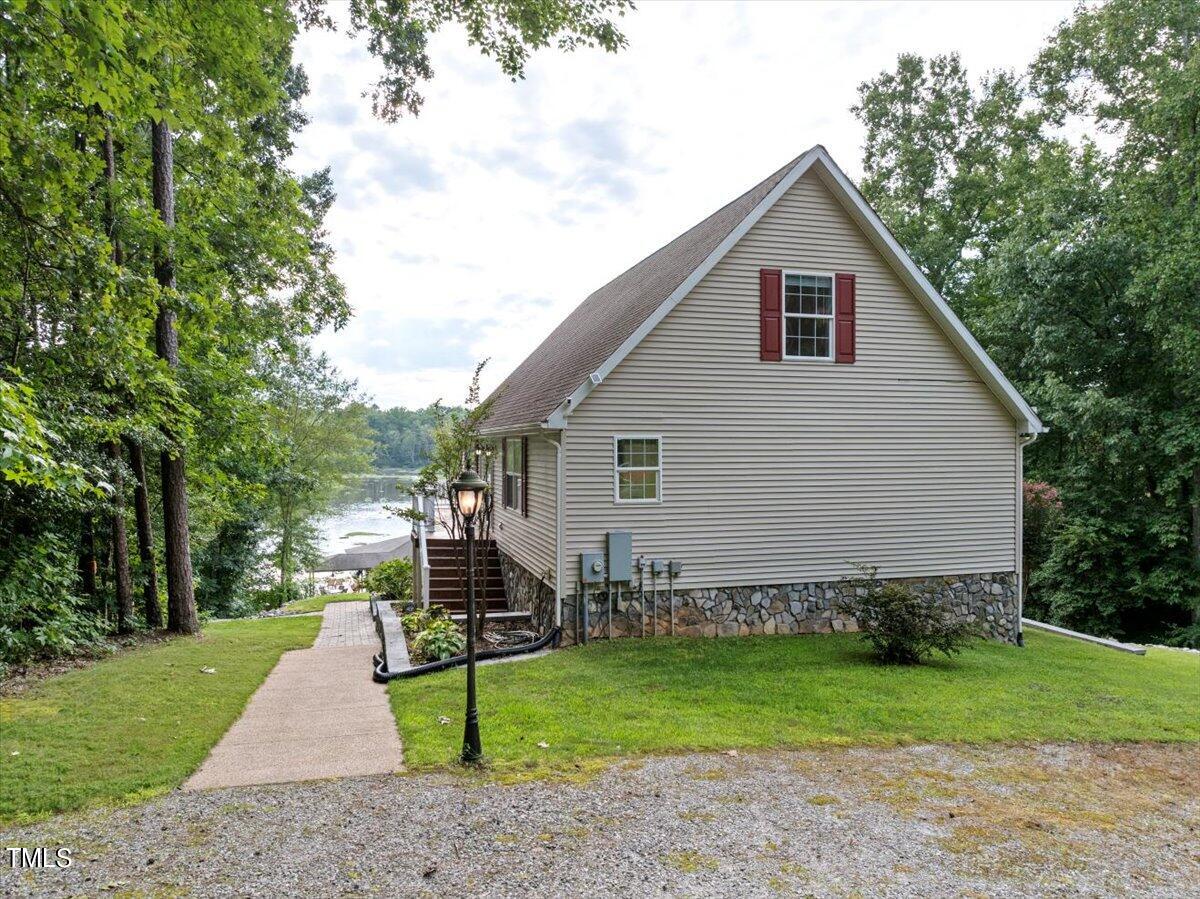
497, 549, 556, 635
497, 550, 1019, 648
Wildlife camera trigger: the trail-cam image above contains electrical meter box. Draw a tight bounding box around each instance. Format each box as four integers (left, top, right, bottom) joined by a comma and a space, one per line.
580, 552, 606, 584
607, 531, 633, 583
651, 559, 666, 576
669, 560, 683, 577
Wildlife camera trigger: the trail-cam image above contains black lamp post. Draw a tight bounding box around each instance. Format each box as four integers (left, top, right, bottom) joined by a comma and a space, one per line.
450, 468, 489, 763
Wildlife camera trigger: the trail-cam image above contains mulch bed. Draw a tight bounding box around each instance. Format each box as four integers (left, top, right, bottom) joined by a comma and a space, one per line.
390, 602, 536, 664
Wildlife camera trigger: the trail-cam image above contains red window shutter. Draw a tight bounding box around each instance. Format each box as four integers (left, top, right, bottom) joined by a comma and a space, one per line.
759, 268, 782, 361
521, 436, 529, 517
500, 437, 508, 507
835, 273, 856, 363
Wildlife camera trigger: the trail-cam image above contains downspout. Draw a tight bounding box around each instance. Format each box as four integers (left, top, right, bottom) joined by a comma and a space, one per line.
546, 434, 565, 629
1016, 430, 1040, 647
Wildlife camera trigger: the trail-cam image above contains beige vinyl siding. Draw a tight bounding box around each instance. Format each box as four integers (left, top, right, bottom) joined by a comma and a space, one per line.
491, 433, 558, 588
562, 170, 1017, 595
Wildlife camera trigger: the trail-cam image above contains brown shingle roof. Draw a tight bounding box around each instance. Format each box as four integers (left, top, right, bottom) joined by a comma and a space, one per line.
480, 153, 808, 431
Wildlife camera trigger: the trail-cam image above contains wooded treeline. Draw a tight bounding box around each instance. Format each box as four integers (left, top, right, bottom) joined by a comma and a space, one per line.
0, 0, 630, 668
366, 404, 461, 470
855, 0, 1199, 643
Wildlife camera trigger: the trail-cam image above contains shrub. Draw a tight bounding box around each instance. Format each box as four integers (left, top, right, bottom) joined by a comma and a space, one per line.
364, 557, 413, 601
412, 615, 465, 662
839, 567, 977, 664
0, 533, 108, 668
250, 581, 304, 611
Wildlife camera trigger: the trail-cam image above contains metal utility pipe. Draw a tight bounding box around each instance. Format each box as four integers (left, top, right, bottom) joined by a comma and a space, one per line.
669, 571, 676, 637
582, 583, 589, 645
609, 583, 616, 640
650, 569, 658, 636
639, 561, 646, 638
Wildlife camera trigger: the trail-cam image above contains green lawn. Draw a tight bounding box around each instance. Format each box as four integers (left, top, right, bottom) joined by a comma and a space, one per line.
389, 630, 1200, 771
280, 591, 368, 614
0, 615, 319, 825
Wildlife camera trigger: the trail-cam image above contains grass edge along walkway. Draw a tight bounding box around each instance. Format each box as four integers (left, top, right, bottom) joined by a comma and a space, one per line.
0, 615, 320, 826
389, 629, 1200, 773
279, 592, 368, 615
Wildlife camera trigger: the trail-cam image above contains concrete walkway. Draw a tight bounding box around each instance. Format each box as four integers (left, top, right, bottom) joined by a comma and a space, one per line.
184, 601, 403, 791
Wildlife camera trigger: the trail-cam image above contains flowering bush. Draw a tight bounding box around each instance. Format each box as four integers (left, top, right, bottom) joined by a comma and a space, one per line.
1022, 481, 1063, 618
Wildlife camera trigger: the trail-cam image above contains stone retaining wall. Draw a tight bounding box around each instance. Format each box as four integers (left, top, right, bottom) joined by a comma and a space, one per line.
560, 571, 1018, 646
497, 548, 556, 635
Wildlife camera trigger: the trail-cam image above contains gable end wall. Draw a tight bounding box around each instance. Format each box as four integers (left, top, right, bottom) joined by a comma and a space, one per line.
562, 171, 1019, 595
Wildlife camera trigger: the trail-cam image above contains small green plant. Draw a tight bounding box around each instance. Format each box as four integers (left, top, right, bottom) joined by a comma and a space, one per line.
412, 616, 465, 662
400, 604, 448, 636
363, 558, 413, 602
839, 566, 977, 664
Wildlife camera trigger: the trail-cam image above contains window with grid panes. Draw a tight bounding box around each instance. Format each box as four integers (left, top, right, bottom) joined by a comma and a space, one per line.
614, 437, 660, 502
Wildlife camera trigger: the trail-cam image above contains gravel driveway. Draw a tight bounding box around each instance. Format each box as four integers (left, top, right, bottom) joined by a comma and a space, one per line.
2, 743, 1196, 898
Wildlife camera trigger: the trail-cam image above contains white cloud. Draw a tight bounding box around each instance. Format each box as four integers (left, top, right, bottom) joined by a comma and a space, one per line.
294, 0, 1075, 408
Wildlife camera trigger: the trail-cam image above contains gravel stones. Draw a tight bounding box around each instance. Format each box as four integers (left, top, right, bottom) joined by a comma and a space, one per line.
3, 743, 1195, 898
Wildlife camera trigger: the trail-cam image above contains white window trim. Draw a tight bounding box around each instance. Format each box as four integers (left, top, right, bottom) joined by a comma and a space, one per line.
503, 439, 523, 511
781, 269, 836, 362
612, 434, 663, 505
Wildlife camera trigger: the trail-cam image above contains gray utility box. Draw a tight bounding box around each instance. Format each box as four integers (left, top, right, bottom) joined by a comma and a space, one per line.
607, 531, 633, 583
580, 552, 606, 584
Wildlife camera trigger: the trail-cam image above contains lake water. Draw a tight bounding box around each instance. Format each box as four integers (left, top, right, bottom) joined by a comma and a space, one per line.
316, 470, 418, 557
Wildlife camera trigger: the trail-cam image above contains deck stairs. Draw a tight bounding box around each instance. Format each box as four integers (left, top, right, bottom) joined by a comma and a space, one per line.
425, 537, 508, 614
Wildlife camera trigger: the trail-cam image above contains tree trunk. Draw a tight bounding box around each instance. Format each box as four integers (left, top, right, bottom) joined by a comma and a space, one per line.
106, 441, 135, 633
125, 438, 163, 628
101, 123, 135, 633
151, 115, 198, 635
278, 496, 291, 596
102, 122, 123, 266
79, 515, 96, 597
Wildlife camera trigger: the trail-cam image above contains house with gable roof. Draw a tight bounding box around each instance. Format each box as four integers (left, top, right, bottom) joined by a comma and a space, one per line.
462, 146, 1043, 644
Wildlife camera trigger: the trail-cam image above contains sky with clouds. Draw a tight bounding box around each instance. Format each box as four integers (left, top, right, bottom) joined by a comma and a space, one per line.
290, 0, 1075, 410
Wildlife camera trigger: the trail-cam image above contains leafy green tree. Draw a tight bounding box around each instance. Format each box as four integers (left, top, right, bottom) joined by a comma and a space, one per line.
366, 403, 458, 469
295, 0, 632, 120
853, 53, 1043, 307
0, 0, 637, 661
853, 0, 1200, 641
261, 349, 374, 600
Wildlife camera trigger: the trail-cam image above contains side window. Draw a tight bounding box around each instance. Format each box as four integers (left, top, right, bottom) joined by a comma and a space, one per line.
614, 436, 661, 503
503, 438, 524, 512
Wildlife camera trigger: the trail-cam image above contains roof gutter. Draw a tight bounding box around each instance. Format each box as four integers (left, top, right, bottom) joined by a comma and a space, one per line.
546, 434, 565, 628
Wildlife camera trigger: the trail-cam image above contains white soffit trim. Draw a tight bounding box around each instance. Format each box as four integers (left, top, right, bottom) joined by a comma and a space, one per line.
548, 145, 1045, 435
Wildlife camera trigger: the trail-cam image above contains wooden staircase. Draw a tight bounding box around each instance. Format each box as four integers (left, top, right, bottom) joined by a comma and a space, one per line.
426, 537, 508, 614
